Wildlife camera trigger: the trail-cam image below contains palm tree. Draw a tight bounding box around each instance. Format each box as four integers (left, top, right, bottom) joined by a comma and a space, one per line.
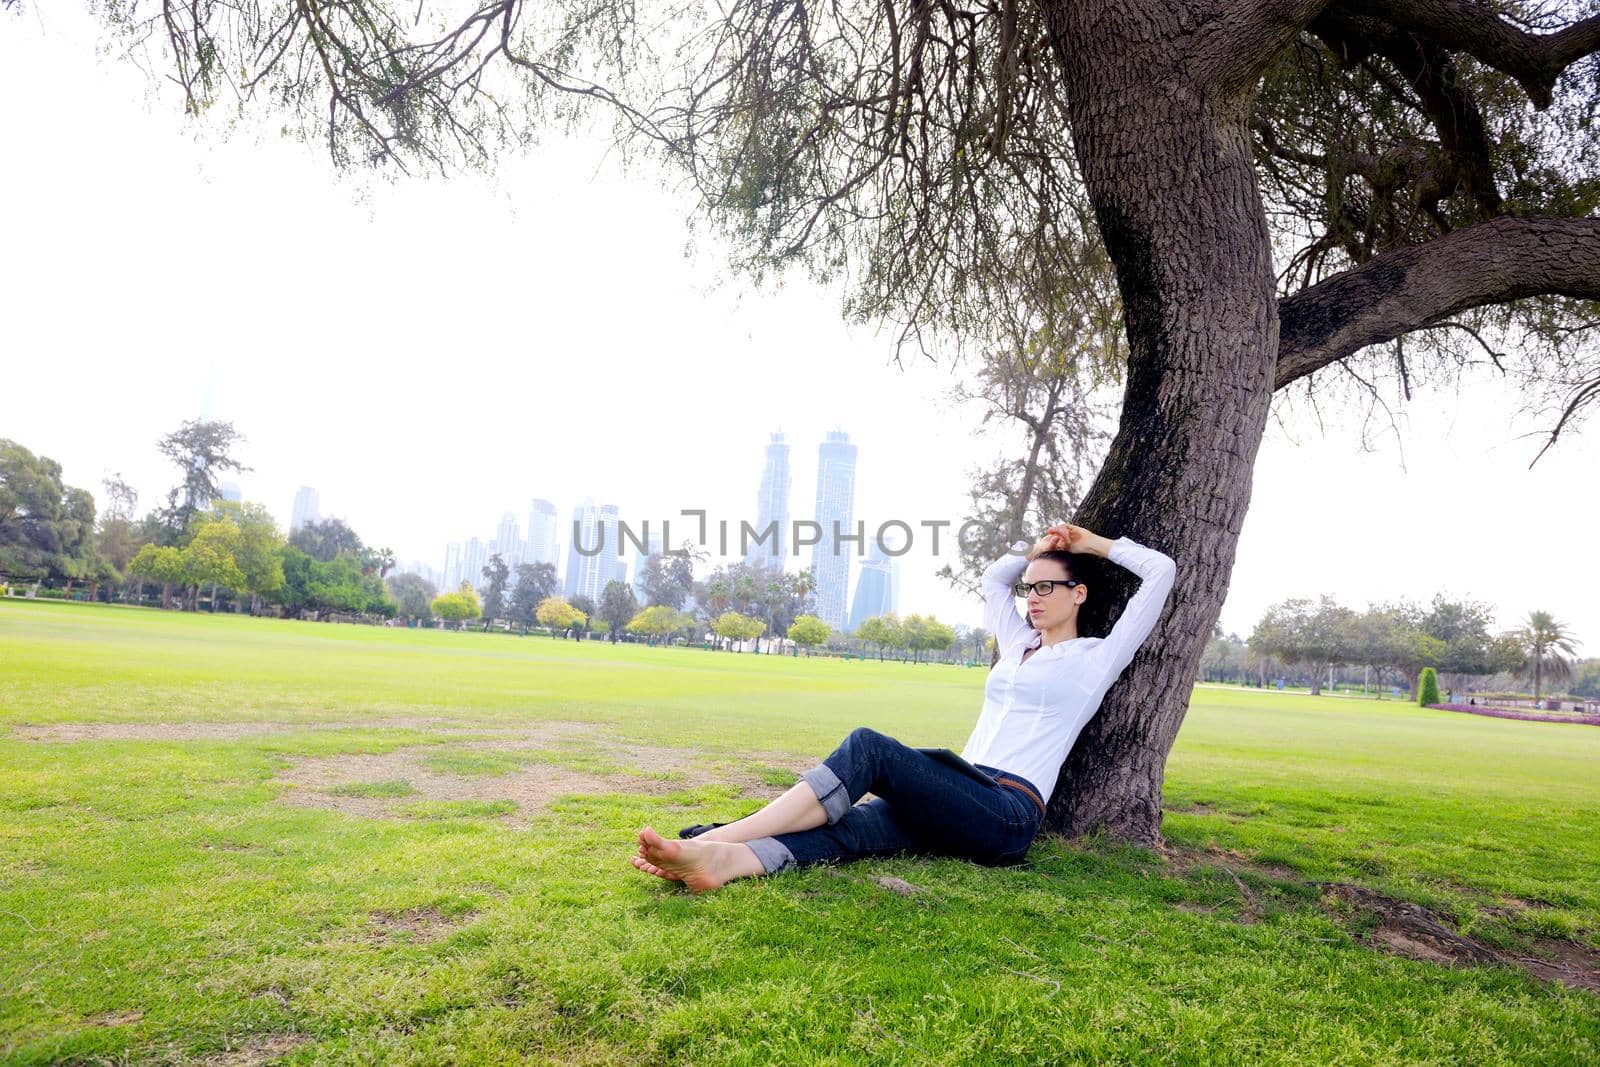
793, 566, 815, 614
1510, 611, 1581, 707
762, 578, 785, 654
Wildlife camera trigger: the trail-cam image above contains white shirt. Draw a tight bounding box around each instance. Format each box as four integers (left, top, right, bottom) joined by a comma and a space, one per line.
959, 536, 1177, 805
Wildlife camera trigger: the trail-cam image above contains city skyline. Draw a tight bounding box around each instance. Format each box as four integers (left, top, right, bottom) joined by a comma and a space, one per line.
403, 430, 907, 629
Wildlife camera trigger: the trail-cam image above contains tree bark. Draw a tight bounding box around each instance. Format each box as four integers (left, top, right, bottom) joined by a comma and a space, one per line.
1039, 1, 1284, 844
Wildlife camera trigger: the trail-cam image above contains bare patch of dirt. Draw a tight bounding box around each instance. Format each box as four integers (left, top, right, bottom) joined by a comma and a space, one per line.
1316, 881, 1600, 991
1166, 802, 1217, 815
197, 1032, 312, 1065
274, 751, 623, 824
367, 906, 477, 942
270, 725, 813, 826
1159, 842, 1298, 884
1155, 849, 1598, 992
87, 1009, 144, 1026
10, 717, 495, 743
454, 733, 811, 799
1513, 938, 1600, 992
1319, 882, 1502, 967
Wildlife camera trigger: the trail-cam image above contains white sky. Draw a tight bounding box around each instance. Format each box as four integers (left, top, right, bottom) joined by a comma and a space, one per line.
3, 8, 1596, 648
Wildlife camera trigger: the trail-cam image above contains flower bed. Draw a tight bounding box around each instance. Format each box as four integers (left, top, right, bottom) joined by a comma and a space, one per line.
1428, 703, 1600, 727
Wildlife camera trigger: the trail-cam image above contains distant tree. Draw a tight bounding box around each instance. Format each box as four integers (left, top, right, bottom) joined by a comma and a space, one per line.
789, 614, 831, 652
431, 582, 482, 626
1571, 659, 1600, 701
899, 613, 957, 663
275, 545, 393, 620
155, 419, 249, 540
1417, 667, 1442, 707
855, 615, 901, 662
214, 501, 285, 613
792, 567, 816, 615
180, 518, 246, 611
536, 595, 584, 635
386, 572, 439, 620
713, 611, 764, 651
289, 517, 364, 563
599, 580, 639, 643
479, 553, 511, 627
128, 543, 184, 609
1350, 602, 1444, 698
626, 604, 693, 644
1422, 596, 1502, 676
1249, 597, 1359, 696
568, 594, 596, 638
100, 473, 138, 523
965, 626, 993, 664
506, 561, 560, 631
694, 572, 733, 623
641, 549, 696, 609
1508, 611, 1581, 706
1200, 633, 1243, 684
900, 614, 931, 663
90, 473, 143, 600
0, 439, 99, 585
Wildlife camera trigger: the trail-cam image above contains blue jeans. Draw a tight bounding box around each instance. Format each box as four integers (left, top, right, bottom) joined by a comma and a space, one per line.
744, 727, 1045, 875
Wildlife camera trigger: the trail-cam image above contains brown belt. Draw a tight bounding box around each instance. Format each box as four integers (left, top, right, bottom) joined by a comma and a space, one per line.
995, 775, 1046, 819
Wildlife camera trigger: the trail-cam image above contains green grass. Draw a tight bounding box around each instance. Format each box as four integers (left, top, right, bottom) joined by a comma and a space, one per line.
327, 779, 418, 799
2, 600, 1598, 1064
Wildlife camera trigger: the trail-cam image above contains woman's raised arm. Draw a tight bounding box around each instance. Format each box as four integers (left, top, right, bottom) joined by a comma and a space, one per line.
1094, 537, 1177, 680
980, 538, 1036, 658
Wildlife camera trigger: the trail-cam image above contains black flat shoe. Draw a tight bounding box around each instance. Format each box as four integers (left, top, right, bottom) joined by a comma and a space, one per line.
677, 823, 726, 839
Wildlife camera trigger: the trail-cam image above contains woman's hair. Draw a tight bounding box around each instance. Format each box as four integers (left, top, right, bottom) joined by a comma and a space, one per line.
1029, 550, 1112, 638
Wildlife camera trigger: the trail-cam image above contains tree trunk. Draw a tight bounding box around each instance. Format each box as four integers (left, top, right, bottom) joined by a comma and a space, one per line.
1039, 2, 1281, 845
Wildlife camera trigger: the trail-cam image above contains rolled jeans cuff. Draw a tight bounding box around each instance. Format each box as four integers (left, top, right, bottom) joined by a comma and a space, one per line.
800, 764, 851, 824
745, 836, 796, 875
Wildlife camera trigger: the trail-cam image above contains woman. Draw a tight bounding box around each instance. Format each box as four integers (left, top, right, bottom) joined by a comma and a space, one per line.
630, 522, 1177, 892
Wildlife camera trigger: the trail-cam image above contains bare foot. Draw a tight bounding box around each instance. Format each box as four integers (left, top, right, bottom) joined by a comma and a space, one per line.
630, 826, 762, 893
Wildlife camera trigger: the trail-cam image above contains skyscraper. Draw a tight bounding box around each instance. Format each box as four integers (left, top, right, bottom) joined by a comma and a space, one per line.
442, 542, 461, 590
810, 431, 859, 629
495, 512, 522, 566
744, 431, 792, 570
563, 499, 623, 602
525, 499, 559, 567
290, 486, 320, 531
462, 537, 488, 592
563, 502, 593, 599
848, 539, 901, 633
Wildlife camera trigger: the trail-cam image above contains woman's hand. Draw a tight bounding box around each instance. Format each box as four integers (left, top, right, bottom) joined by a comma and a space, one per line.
1042, 523, 1115, 558
1025, 531, 1063, 560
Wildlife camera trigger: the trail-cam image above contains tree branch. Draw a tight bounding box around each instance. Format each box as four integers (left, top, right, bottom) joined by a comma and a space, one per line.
1275, 216, 1600, 389
1334, 0, 1600, 108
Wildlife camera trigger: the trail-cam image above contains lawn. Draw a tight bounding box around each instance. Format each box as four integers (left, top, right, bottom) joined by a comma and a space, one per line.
2, 600, 1597, 1064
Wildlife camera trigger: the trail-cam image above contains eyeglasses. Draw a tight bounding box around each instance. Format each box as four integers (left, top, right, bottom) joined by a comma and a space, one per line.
1014, 579, 1079, 598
